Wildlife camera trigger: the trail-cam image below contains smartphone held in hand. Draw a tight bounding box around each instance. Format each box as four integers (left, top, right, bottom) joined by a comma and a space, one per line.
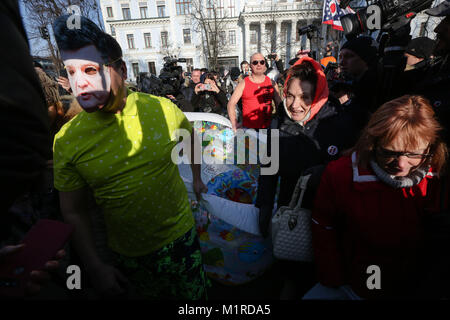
0, 219, 73, 297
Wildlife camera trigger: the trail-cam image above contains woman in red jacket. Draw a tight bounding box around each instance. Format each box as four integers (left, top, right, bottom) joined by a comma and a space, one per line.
305, 95, 447, 299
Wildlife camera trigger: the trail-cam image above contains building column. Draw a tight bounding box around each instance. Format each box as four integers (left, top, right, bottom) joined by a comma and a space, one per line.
244, 21, 251, 61
276, 19, 282, 56
290, 20, 297, 58
261, 21, 266, 54
306, 18, 314, 51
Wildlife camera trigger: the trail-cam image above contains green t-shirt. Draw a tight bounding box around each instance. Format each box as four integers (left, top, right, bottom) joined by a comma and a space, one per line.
53, 91, 194, 257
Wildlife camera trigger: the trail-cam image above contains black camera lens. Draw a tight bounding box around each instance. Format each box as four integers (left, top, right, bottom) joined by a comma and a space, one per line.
341, 11, 364, 36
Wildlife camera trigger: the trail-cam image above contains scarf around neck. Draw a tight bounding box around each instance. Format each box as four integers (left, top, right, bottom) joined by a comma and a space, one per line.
369, 158, 429, 189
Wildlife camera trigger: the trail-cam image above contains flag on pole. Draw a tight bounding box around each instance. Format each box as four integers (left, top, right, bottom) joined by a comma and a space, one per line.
322, 0, 355, 31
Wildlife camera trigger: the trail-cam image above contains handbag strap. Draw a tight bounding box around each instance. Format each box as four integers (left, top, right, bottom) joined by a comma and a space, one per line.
294, 174, 311, 211
288, 174, 311, 209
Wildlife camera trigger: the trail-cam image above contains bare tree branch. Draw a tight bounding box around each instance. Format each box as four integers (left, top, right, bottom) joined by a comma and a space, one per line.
190, 0, 231, 70
21, 0, 103, 74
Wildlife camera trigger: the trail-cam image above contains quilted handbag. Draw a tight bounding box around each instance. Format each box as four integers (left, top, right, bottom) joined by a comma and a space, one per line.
271, 174, 313, 262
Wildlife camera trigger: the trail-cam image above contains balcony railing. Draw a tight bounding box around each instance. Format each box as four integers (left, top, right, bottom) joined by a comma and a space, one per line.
244, 0, 322, 13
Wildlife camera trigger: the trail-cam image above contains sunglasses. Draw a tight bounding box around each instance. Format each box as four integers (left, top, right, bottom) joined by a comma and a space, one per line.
376, 146, 432, 160
251, 60, 265, 66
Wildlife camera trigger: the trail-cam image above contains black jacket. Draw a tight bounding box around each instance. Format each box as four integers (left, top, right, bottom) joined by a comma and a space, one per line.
402, 56, 450, 146
191, 88, 228, 115
256, 99, 365, 213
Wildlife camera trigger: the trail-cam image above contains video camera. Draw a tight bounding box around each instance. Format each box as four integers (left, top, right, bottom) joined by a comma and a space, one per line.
162, 56, 186, 70
137, 56, 189, 98
340, 0, 434, 36
298, 24, 319, 40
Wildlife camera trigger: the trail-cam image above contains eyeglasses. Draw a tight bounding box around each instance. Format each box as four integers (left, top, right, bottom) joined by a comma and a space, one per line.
252, 60, 265, 66
376, 146, 432, 160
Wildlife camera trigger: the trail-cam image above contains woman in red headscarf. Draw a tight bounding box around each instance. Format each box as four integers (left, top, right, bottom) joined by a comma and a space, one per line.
255, 57, 367, 298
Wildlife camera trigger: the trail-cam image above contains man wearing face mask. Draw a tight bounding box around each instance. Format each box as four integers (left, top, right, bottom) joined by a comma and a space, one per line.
52, 15, 209, 299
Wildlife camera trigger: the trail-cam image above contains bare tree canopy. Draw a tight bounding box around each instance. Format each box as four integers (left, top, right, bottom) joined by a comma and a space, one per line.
22, 0, 102, 74
190, 0, 230, 71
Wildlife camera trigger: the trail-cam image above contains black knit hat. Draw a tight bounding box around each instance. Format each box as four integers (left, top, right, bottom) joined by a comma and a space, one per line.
341, 36, 378, 66
405, 37, 435, 60
230, 67, 241, 81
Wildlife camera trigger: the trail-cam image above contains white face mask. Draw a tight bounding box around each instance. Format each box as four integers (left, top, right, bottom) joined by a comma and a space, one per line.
62, 45, 111, 112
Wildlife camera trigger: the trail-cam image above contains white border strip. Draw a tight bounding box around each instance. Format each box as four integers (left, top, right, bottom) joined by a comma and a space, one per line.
352, 152, 378, 183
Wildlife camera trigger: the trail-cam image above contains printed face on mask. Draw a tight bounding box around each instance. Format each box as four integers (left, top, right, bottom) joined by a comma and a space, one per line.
61, 45, 111, 112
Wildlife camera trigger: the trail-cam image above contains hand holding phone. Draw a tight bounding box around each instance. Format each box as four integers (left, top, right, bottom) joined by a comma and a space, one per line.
0, 219, 73, 297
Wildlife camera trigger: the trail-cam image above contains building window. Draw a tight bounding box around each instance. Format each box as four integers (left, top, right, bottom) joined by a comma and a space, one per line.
144, 33, 151, 48
176, 0, 191, 15
111, 25, 116, 36
106, 7, 113, 18
250, 29, 257, 45
183, 29, 191, 44
209, 32, 216, 47
140, 6, 148, 18
148, 62, 156, 75
281, 26, 287, 44
228, 0, 235, 17
219, 31, 226, 46
132, 63, 139, 78
127, 34, 135, 49
157, 5, 166, 17
229, 30, 236, 45
161, 31, 168, 47
217, 0, 224, 18
207, 0, 213, 18
122, 8, 131, 20
186, 58, 193, 72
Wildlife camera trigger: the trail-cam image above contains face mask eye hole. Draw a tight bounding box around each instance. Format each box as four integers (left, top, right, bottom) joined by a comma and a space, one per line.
84, 66, 98, 75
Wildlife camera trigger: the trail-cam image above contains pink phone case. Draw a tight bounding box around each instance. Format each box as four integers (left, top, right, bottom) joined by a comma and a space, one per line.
0, 219, 73, 297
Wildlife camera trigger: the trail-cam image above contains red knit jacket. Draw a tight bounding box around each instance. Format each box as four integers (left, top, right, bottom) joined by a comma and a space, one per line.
312, 152, 438, 299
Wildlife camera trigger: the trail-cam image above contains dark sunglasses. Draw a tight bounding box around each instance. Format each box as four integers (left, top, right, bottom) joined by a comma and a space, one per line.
251, 60, 265, 66
376, 146, 432, 160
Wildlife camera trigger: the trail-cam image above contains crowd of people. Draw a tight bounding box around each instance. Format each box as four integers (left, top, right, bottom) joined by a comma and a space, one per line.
1, 0, 450, 301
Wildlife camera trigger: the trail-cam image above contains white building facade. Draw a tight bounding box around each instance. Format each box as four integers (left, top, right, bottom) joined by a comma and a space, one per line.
99, 0, 446, 81
99, 0, 325, 81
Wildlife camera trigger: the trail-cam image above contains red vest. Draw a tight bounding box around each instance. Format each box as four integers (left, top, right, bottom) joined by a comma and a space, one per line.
241, 76, 274, 129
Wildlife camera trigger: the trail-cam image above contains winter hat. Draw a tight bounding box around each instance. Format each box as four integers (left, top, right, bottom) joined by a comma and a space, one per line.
341, 36, 378, 66
230, 67, 241, 81
283, 57, 329, 123
405, 37, 435, 60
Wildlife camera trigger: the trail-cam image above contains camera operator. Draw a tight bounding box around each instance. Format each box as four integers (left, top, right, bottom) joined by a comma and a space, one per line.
180, 68, 201, 104
404, 37, 435, 71
267, 53, 285, 73
320, 42, 337, 69
338, 36, 379, 114
192, 72, 228, 115
400, 2, 450, 145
